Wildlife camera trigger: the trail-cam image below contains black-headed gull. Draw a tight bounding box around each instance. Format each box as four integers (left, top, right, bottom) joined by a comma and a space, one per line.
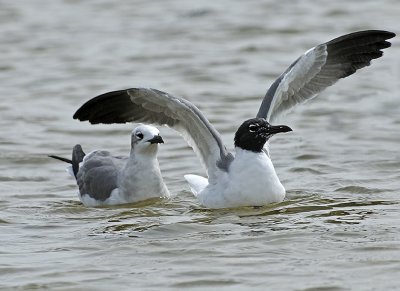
73, 30, 395, 208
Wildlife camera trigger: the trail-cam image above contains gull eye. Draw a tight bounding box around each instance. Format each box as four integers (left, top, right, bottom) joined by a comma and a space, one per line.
249, 124, 259, 132
136, 132, 144, 139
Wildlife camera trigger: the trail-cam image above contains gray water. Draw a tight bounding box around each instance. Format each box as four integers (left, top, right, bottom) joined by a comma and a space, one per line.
1, 0, 400, 290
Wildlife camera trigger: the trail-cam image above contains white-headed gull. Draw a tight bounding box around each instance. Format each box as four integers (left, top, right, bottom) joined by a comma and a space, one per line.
50, 124, 169, 207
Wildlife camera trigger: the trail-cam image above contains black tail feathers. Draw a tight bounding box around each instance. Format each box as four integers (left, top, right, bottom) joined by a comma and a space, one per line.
72, 144, 85, 177
48, 155, 72, 164
49, 144, 86, 178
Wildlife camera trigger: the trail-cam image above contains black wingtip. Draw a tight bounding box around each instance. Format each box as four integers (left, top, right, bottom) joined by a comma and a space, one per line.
370, 30, 396, 39
325, 30, 396, 78
73, 89, 132, 124
382, 30, 396, 39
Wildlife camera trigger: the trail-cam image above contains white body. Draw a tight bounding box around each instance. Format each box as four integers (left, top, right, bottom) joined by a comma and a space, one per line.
78, 151, 170, 207
116, 151, 170, 204
185, 148, 285, 208
66, 125, 170, 207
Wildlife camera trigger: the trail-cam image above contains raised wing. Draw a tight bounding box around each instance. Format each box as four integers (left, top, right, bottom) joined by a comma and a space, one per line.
257, 30, 395, 122
73, 88, 233, 178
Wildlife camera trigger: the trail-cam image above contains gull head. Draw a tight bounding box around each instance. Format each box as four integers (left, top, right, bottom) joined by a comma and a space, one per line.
234, 118, 292, 152
131, 124, 164, 154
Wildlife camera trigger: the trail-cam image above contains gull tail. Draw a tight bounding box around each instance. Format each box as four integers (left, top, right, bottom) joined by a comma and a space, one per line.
184, 174, 208, 196
49, 144, 86, 178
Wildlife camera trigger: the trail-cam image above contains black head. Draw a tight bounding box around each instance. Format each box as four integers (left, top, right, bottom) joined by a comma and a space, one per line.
234, 118, 292, 152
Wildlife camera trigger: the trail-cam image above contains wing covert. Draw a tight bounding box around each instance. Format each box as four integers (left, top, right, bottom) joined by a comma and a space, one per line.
73, 88, 233, 178
257, 30, 395, 122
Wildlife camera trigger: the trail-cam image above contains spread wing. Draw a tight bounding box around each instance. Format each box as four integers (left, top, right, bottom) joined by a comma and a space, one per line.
73, 88, 233, 179
257, 30, 395, 122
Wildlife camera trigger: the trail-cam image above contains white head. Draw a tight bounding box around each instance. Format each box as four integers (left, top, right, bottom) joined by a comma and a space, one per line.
131, 124, 164, 155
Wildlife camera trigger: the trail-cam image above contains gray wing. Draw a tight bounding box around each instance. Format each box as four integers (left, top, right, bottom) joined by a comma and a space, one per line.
76, 150, 127, 201
73, 88, 233, 179
257, 30, 395, 122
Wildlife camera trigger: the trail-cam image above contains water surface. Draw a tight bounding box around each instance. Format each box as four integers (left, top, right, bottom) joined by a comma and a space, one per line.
1, 0, 399, 290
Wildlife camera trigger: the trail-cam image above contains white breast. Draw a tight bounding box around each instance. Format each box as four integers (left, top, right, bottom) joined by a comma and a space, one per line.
118, 158, 170, 202
197, 148, 285, 208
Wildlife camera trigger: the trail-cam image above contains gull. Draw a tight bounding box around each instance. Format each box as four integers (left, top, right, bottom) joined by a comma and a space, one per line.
50, 124, 169, 207
72, 30, 395, 208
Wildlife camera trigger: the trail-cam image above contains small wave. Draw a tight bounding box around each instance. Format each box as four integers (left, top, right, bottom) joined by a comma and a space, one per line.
334, 185, 386, 194
295, 154, 324, 160
290, 167, 324, 174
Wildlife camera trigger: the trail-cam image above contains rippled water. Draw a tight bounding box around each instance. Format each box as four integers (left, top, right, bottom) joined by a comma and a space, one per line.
1, 0, 399, 290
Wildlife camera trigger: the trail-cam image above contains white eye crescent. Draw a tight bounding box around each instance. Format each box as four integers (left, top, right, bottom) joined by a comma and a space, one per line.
249, 124, 258, 132
136, 131, 144, 139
